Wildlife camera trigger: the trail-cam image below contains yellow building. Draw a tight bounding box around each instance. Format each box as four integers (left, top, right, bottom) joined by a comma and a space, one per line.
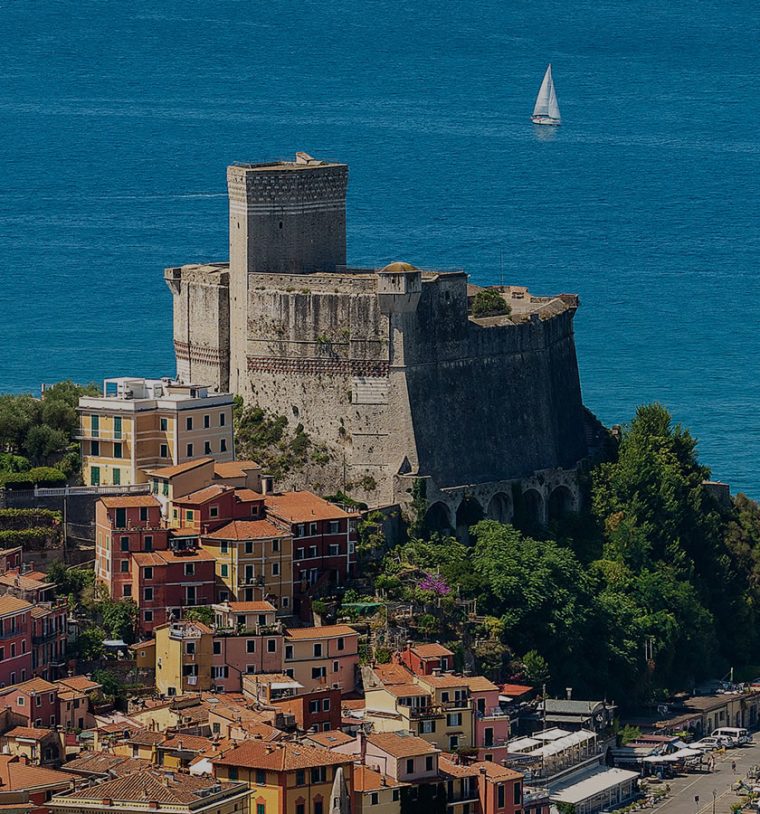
213, 740, 353, 814
50, 768, 250, 814
154, 620, 213, 697
283, 625, 360, 694
202, 520, 293, 610
78, 377, 234, 487
352, 766, 406, 814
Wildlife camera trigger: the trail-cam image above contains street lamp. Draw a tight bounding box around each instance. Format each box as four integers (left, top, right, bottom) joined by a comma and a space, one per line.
712, 788, 717, 814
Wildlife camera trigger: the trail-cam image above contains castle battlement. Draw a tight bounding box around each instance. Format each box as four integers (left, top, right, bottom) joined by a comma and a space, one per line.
165, 154, 589, 520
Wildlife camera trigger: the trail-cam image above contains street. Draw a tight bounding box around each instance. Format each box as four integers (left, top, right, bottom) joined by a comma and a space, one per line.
650, 740, 760, 814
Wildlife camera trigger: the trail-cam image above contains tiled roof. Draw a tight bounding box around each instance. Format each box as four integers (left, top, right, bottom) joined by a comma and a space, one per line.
214, 461, 260, 478
341, 699, 366, 711
129, 639, 156, 650
0, 595, 33, 616
62, 752, 151, 777
31, 605, 57, 619
306, 731, 355, 749
367, 732, 439, 758
410, 643, 454, 658
470, 761, 523, 780
0, 573, 53, 591
264, 491, 355, 522
382, 683, 432, 698
170, 527, 201, 537
353, 765, 405, 791
0, 755, 73, 791
284, 624, 357, 640
57, 675, 101, 693
214, 740, 352, 771
463, 675, 499, 693
501, 683, 534, 697
100, 495, 161, 509
204, 520, 285, 541
126, 729, 165, 746
132, 548, 215, 566
159, 734, 215, 752
147, 458, 214, 479
4, 726, 53, 740
234, 488, 263, 503
0, 677, 58, 695
173, 484, 232, 505
417, 673, 470, 689
439, 756, 479, 778
59, 768, 239, 804
218, 601, 276, 613
372, 663, 413, 685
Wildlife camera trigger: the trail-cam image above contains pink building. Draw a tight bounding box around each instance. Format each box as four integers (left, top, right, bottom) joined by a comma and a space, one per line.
0, 677, 59, 727
31, 601, 68, 682
399, 642, 455, 676
0, 596, 33, 688
466, 676, 511, 761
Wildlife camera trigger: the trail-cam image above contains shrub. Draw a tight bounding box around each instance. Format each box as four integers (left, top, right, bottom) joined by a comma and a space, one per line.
471, 288, 510, 318
0, 467, 67, 489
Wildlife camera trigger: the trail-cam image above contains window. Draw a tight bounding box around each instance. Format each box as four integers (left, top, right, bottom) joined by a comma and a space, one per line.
442, 692, 450, 703
162, 481, 169, 496
309, 700, 320, 714
332, 661, 339, 672
313, 643, 323, 658
285, 645, 294, 660
114, 442, 123, 458
295, 770, 305, 786
309, 522, 318, 536
425, 756, 434, 771
120, 537, 130, 551
144, 587, 154, 601
144, 567, 153, 579
247, 640, 256, 653
144, 610, 153, 622
514, 783, 522, 805
323, 698, 330, 711
204, 414, 210, 429
186, 417, 193, 430
314, 804, 323, 814
420, 719, 435, 734
123, 584, 132, 597
308, 545, 317, 558
272, 539, 280, 552
498, 784, 505, 809
35, 694, 42, 707
484, 727, 494, 748
370, 793, 379, 806
160, 417, 168, 431
160, 443, 169, 458
337, 637, 345, 651
328, 544, 339, 556
296, 805, 305, 814
186, 443, 193, 457
213, 641, 221, 655
210, 505, 219, 518
220, 541, 228, 554
447, 712, 462, 727
186, 642, 196, 655
245, 541, 254, 555
212, 666, 229, 679
120, 560, 129, 573
204, 441, 211, 454
272, 562, 279, 576
145, 536, 153, 552
184, 563, 195, 576
16, 696, 23, 706
406, 758, 414, 774
221, 564, 229, 577
392, 790, 400, 802
312, 666, 326, 680
90, 466, 100, 486
228, 767, 238, 781
296, 548, 304, 560
91, 440, 100, 456
113, 468, 121, 485
267, 639, 276, 653
220, 439, 227, 452
256, 803, 266, 814
91, 415, 100, 436
328, 520, 340, 533
449, 735, 460, 751
296, 524, 305, 538
115, 508, 126, 527
311, 767, 326, 783
139, 507, 148, 522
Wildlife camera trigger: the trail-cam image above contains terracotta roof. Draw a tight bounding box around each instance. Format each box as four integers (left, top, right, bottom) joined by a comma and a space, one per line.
341, 699, 366, 711
501, 683, 535, 697
129, 639, 156, 650
170, 527, 201, 537
0, 596, 33, 616
372, 663, 413, 685
439, 756, 479, 778
132, 548, 215, 566
147, 458, 214, 479
463, 675, 500, 693
57, 675, 101, 693
62, 752, 151, 777
353, 765, 405, 792
417, 673, 470, 689
214, 740, 352, 771
234, 488, 263, 503
4, 726, 53, 740
173, 484, 232, 505
100, 495, 161, 509
410, 643, 454, 658
126, 729, 165, 746
219, 601, 276, 613
214, 461, 260, 478
0, 573, 53, 591
284, 624, 358, 640
0, 755, 73, 791
470, 761, 523, 780
58, 768, 240, 804
367, 732, 439, 758
204, 520, 285, 541
31, 605, 56, 619
265, 491, 355, 523
382, 683, 432, 698
159, 734, 214, 752
0, 677, 58, 695
306, 731, 355, 749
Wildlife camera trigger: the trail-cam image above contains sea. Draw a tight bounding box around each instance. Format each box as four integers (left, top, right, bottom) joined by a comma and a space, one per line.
1, 1, 758, 494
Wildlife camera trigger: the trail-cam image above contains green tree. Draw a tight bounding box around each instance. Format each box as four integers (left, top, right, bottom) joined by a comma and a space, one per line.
76, 626, 106, 660
99, 599, 138, 643
184, 606, 214, 625
471, 289, 510, 318
93, 669, 126, 704
24, 424, 69, 465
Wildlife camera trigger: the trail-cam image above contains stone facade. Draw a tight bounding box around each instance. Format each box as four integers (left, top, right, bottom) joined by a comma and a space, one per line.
165, 153, 589, 514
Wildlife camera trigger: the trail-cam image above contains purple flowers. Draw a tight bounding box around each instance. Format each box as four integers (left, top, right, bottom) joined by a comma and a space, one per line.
419, 572, 450, 596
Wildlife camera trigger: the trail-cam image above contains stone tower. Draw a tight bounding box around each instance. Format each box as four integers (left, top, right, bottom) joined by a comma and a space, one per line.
226, 153, 349, 394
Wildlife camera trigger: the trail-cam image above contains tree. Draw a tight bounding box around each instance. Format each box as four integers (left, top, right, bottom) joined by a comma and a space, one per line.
521, 650, 550, 685
471, 289, 510, 318
24, 424, 69, 465
184, 606, 214, 625
93, 669, 126, 704
76, 626, 106, 660
99, 599, 138, 643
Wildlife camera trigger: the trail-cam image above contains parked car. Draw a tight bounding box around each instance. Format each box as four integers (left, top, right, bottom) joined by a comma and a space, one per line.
712, 727, 752, 746
692, 736, 731, 751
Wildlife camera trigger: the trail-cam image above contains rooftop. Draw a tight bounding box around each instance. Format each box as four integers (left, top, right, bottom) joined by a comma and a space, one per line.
284, 624, 358, 640
214, 740, 351, 771
410, 643, 454, 659
367, 732, 439, 758
232, 154, 345, 172
306, 731, 355, 749
100, 495, 161, 509
265, 491, 355, 523
0, 677, 58, 696
215, 601, 277, 614
0, 755, 73, 792
0, 596, 33, 616
173, 484, 231, 505
61, 753, 151, 778
213, 461, 260, 479
353, 765, 406, 792
204, 520, 286, 541
147, 458, 214, 479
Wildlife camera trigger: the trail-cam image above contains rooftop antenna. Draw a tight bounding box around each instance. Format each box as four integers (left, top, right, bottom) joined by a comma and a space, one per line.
499, 248, 505, 288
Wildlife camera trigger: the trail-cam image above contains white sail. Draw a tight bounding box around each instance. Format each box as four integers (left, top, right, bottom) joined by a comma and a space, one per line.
532, 64, 561, 123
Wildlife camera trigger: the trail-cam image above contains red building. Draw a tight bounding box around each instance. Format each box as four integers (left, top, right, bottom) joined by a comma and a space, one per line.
0, 547, 22, 574
264, 492, 358, 617
171, 484, 266, 533
31, 602, 68, 682
399, 642, 455, 676
270, 687, 342, 734
0, 678, 59, 728
132, 548, 216, 633
95, 496, 169, 600
0, 596, 33, 688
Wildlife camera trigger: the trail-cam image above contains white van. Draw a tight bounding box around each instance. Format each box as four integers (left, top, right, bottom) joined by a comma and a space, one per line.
712, 727, 752, 746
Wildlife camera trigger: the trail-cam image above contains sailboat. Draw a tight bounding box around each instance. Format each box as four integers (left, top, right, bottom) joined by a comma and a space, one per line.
531, 64, 561, 126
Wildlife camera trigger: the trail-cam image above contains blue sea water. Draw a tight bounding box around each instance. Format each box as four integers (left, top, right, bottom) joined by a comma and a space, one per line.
1, 1, 758, 492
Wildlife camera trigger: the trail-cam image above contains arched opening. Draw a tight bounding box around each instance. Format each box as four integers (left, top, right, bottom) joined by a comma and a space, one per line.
455, 497, 484, 543
487, 492, 513, 524
522, 489, 544, 527
548, 485, 575, 521
424, 502, 453, 536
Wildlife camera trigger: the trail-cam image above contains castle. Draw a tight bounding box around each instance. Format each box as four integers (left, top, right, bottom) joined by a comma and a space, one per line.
165, 152, 591, 531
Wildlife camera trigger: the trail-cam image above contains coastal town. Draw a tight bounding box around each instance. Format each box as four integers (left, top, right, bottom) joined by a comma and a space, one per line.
1, 153, 759, 814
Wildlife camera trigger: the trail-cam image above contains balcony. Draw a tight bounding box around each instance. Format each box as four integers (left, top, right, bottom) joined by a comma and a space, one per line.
476, 706, 510, 719
523, 788, 550, 805
407, 705, 445, 720
32, 631, 59, 645
0, 628, 22, 640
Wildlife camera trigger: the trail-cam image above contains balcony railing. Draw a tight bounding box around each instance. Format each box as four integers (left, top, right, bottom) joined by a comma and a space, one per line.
476, 706, 510, 719
406, 705, 445, 719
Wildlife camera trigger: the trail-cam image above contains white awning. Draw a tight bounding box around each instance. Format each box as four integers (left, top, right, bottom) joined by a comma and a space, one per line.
552, 768, 640, 805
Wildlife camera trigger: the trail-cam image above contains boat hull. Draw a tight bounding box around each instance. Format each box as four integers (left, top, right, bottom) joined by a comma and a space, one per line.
531, 115, 561, 126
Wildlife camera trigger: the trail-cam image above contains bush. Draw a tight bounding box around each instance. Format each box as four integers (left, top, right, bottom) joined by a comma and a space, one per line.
0, 508, 61, 530
471, 289, 510, 318
0, 527, 55, 547
0, 467, 67, 489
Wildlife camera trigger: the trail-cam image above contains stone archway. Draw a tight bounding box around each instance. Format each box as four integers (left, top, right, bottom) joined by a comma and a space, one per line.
522, 488, 545, 526
424, 501, 454, 535
486, 492, 513, 524
548, 485, 575, 520
455, 496, 485, 543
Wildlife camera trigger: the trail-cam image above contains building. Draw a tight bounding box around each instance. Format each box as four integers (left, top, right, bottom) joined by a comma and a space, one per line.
465, 676, 510, 762
78, 377, 235, 487
550, 767, 639, 814
0, 678, 59, 728
30, 603, 68, 682
0, 755, 75, 814
55, 675, 101, 731
49, 769, 250, 814
283, 625, 360, 693
165, 153, 591, 519
351, 765, 405, 814
398, 643, 454, 676
201, 520, 293, 610
154, 620, 214, 696
95, 496, 169, 600
0, 727, 64, 767
213, 739, 354, 814
269, 687, 342, 734
264, 492, 357, 616
527, 699, 615, 734
0, 597, 33, 688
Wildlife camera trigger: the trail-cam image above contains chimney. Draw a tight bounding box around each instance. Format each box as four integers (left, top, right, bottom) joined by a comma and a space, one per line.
566, 687, 573, 700
358, 730, 367, 763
